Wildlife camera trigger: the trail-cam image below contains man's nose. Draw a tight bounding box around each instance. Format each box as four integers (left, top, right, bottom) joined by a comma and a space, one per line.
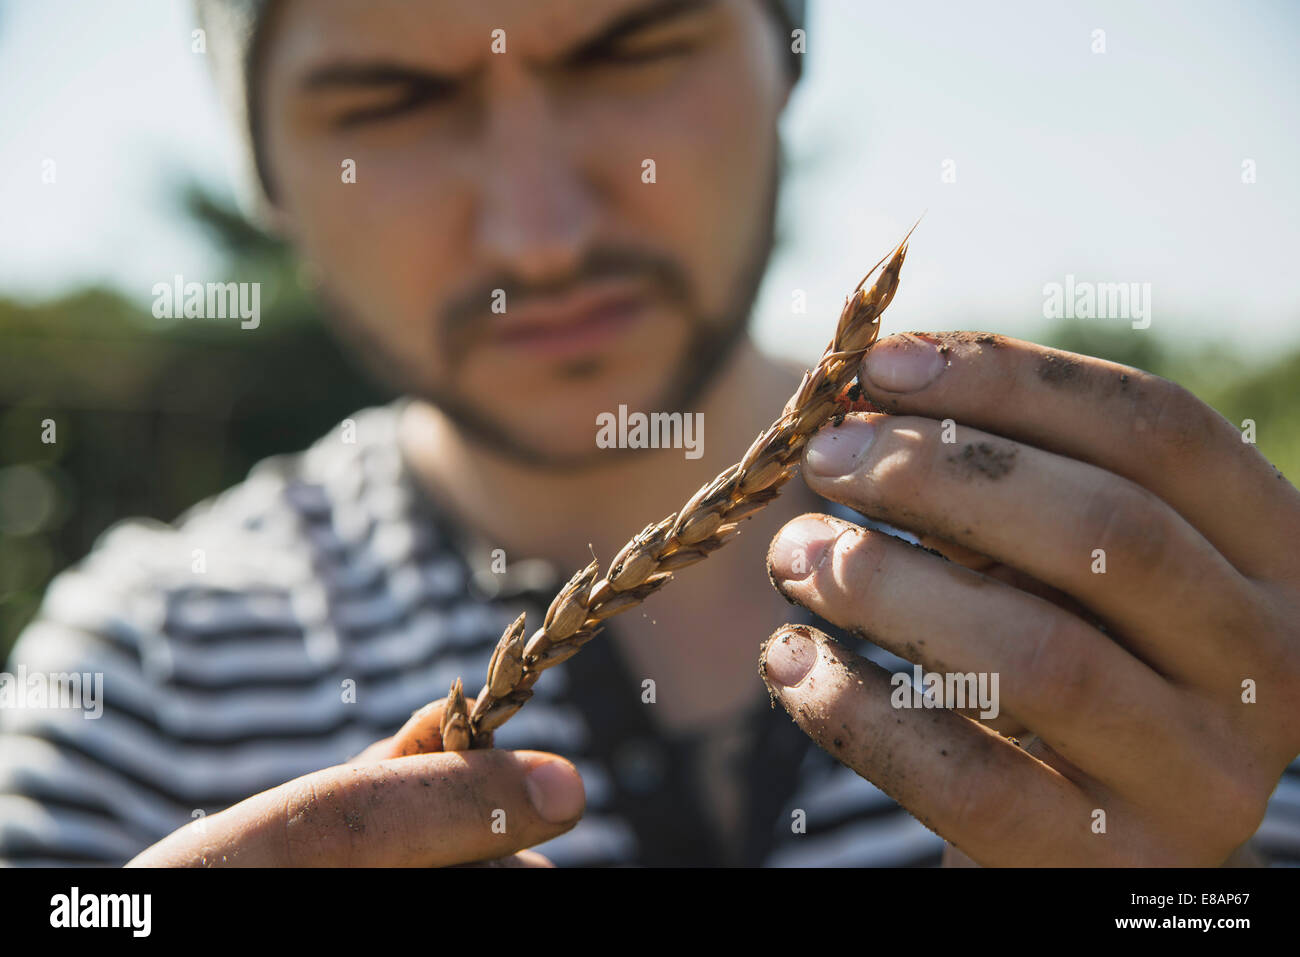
474, 81, 597, 284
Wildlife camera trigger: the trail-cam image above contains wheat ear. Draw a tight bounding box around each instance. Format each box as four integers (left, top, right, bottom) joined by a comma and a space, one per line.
439, 229, 915, 750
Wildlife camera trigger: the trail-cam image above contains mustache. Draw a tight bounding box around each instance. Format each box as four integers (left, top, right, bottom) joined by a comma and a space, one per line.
440, 244, 694, 353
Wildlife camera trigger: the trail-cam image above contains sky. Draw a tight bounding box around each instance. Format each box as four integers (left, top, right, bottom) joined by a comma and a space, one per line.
2, 0, 1297, 363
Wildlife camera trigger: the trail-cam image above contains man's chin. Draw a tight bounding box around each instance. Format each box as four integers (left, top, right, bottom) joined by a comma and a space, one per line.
422, 321, 751, 471
452, 423, 644, 472
408, 391, 643, 472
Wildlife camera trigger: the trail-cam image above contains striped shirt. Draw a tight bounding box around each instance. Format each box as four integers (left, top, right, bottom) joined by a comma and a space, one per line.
1, 403, 1296, 866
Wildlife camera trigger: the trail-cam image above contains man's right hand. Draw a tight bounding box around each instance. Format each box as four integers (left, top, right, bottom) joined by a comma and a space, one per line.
125, 697, 584, 867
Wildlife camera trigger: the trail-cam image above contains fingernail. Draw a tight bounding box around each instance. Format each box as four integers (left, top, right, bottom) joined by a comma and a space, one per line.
769, 516, 836, 582
805, 418, 874, 477
525, 760, 585, 824
763, 628, 817, 689
863, 335, 945, 392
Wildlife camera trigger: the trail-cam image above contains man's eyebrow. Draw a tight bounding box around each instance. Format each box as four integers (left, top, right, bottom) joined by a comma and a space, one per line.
299, 61, 460, 92
296, 0, 719, 91
564, 0, 718, 62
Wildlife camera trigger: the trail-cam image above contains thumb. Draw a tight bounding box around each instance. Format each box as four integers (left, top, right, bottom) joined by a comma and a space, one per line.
351, 695, 495, 763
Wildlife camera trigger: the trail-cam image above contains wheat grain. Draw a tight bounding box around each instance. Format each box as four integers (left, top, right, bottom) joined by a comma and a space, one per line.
441, 229, 915, 748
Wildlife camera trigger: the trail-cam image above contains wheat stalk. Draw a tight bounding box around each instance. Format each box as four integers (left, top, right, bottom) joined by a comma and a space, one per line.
439, 228, 916, 751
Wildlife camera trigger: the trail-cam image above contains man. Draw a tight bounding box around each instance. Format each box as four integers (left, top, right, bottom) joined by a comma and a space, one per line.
1, 0, 1297, 867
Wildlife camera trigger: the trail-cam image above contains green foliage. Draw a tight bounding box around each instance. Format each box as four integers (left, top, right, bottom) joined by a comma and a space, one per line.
0, 187, 392, 659
1039, 322, 1300, 485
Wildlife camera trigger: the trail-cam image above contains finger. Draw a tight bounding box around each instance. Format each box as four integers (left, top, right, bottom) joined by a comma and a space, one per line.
941, 843, 980, 867
392, 700, 449, 756
816, 533, 1035, 734
799, 413, 1259, 683
129, 750, 584, 867
768, 514, 1195, 792
346, 700, 451, 764
507, 848, 553, 867
368, 696, 494, 761
349, 736, 397, 764
855, 332, 1300, 579
452, 850, 554, 868
915, 533, 994, 571
758, 624, 1101, 866
915, 532, 1104, 629
952, 708, 1026, 737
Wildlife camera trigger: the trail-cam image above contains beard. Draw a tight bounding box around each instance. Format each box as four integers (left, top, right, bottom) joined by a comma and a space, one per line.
320, 146, 783, 472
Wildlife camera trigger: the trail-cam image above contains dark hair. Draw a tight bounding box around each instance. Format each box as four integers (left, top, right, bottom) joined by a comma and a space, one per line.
766, 0, 806, 81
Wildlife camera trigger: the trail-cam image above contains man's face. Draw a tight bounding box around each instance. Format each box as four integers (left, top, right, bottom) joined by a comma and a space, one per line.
258, 0, 791, 466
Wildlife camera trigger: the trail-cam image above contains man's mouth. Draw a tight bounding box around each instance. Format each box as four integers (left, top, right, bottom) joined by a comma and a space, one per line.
489, 282, 649, 360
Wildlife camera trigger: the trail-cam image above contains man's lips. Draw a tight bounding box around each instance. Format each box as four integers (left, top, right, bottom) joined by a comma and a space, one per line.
489, 284, 649, 360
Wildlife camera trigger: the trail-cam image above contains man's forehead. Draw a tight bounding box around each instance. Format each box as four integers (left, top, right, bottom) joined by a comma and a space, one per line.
272, 0, 722, 76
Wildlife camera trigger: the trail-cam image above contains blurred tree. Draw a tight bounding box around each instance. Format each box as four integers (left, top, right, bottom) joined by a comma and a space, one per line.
1039, 321, 1299, 487
0, 185, 392, 658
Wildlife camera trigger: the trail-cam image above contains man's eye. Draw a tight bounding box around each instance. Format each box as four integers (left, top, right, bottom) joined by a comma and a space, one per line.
334, 84, 453, 128
595, 40, 697, 65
